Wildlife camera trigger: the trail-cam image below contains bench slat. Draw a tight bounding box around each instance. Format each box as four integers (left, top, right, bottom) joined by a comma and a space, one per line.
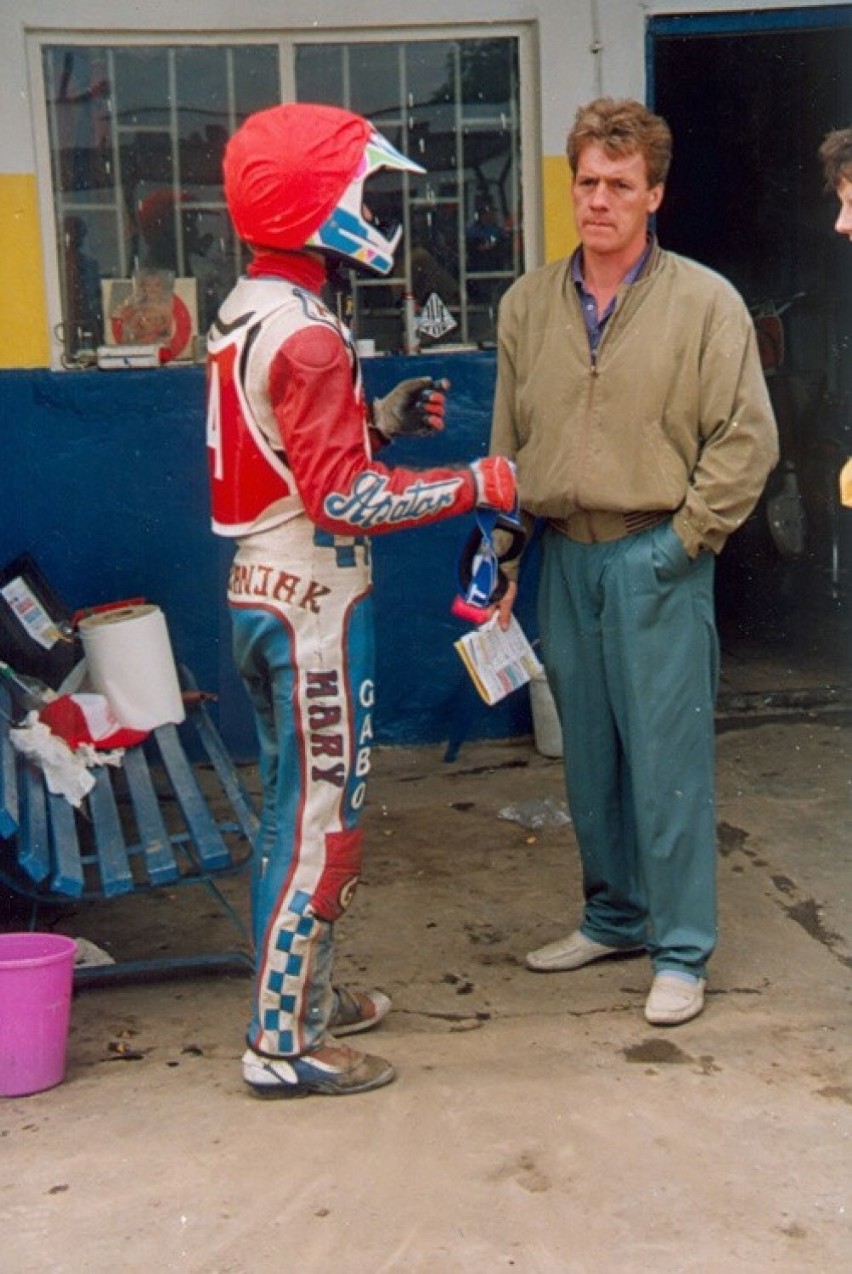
191, 700, 260, 846
87, 767, 135, 897
121, 746, 180, 886
48, 790, 85, 896
19, 762, 51, 884
153, 723, 232, 871
0, 685, 19, 838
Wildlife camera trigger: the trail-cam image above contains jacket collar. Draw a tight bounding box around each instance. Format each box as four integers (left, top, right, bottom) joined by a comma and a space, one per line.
246, 249, 327, 294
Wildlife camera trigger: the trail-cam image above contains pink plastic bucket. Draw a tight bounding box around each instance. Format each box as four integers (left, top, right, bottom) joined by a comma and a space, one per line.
0, 933, 76, 1097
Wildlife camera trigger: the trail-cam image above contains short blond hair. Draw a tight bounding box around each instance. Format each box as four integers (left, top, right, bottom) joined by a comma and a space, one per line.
818, 127, 852, 191
567, 98, 672, 188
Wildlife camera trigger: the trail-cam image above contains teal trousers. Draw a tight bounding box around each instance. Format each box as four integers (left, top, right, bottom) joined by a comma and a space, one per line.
538, 521, 720, 978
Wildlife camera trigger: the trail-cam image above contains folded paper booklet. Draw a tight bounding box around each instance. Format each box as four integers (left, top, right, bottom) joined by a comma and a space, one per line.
454, 614, 544, 706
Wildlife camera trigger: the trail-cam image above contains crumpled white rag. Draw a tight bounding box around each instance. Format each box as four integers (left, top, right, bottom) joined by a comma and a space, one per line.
8, 712, 108, 807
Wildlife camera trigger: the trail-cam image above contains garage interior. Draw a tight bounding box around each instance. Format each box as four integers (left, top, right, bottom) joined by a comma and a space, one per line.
651, 6, 851, 693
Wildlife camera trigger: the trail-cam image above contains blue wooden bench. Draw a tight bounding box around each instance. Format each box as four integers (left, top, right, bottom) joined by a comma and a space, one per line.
0, 668, 259, 984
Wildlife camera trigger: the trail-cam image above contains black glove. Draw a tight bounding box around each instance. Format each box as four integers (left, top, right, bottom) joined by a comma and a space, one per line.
372, 377, 450, 440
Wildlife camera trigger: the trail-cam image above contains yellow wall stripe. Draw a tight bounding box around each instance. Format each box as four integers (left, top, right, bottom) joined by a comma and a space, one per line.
542, 153, 578, 263
0, 174, 50, 369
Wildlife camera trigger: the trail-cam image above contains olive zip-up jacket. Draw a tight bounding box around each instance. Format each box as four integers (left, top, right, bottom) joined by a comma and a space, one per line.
490, 241, 779, 560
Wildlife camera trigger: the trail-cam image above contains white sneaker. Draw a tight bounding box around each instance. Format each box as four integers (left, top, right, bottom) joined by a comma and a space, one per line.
526, 929, 644, 972
242, 1040, 395, 1098
644, 973, 706, 1026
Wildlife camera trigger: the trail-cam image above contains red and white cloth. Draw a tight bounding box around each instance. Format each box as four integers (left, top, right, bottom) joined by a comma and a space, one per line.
38, 693, 148, 751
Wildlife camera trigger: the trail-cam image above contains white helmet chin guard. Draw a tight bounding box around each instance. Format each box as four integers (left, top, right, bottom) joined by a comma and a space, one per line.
307, 130, 425, 276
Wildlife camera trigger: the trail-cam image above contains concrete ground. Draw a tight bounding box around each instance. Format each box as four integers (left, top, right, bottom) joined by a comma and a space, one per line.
1, 614, 850, 1273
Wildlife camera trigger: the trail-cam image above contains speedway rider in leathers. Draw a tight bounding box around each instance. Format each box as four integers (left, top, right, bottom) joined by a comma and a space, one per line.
206, 103, 517, 1097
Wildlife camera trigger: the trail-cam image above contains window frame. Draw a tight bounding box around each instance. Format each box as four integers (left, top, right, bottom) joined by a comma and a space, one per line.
28, 23, 540, 372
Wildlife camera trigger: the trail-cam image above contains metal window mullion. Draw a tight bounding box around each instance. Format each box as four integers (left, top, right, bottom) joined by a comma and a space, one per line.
45, 52, 69, 333
106, 49, 130, 279
340, 45, 362, 333
400, 43, 413, 292
452, 42, 468, 344
342, 42, 352, 106
225, 49, 242, 281
45, 52, 61, 211
509, 45, 521, 278
516, 29, 539, 273
168, 50, 185, 277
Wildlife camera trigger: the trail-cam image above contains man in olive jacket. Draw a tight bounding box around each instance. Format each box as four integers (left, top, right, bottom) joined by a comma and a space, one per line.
492, 98, 778, 1026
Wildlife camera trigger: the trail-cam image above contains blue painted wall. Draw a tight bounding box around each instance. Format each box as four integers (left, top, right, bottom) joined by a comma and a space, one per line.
0, 354, 537, 758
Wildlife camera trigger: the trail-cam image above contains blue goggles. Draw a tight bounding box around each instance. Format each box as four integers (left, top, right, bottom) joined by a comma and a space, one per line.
452, 503, 525, 624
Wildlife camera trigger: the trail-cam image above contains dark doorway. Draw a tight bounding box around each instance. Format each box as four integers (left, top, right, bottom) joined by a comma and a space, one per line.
650, 7, 851, 681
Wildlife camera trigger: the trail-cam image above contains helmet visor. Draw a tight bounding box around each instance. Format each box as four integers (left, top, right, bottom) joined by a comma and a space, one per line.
308, 129, 425, 274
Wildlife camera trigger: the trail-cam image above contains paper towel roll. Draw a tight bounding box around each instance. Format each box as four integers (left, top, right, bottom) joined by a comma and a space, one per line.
78, 604, 185, 730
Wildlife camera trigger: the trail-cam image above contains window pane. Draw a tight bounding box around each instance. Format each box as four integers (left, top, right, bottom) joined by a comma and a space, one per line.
463, 130, 514, 219
123, 135, 175, 197
406, 41, 455, 107
466, 277, 513, 344
349, 45, 400, 120
61, 211, 110, 350
44, 47, 114, 193
233, 46, 280, 119
64, 207, 122, 280
294, 45, 345, 109
410, 203, 460, 307
460, 39, 514, 117
113, 49, 170, 129
44, 42, 281, 365
187, 208, 238, 333
176, 47, 229, 149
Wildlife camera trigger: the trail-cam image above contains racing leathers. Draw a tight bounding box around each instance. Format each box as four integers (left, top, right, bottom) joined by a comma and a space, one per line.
207, 249, 505, 1059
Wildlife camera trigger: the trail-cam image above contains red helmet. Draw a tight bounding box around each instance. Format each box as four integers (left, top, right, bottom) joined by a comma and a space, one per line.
223, 102, 423, 275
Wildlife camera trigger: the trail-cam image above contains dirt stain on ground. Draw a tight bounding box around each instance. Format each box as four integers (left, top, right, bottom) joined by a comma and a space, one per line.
488, 1152, 552, 1194
815, 1085, 852, 1105
783, 897, 851, 967
622, 1038, 692, 1065
717, 821, 749, 856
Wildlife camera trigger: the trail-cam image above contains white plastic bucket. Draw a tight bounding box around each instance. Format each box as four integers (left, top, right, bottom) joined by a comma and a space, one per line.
529, 673, 563, 758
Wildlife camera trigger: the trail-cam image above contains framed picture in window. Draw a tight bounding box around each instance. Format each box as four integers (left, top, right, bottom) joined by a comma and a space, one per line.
101, 272, 198, 362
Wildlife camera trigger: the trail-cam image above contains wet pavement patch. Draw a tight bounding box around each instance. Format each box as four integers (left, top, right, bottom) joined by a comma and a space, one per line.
771, 873, 797, 895
717, 821, 749, 856
622, 1038, 692, 1065
783, 897, 851, 966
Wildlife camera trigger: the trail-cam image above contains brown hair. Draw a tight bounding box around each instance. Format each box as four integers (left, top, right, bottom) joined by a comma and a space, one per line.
566, 98, 672, 188
818, 127, 852, 192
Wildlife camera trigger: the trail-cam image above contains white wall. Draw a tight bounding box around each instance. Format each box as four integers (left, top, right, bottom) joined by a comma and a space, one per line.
1, 0, 832, 173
